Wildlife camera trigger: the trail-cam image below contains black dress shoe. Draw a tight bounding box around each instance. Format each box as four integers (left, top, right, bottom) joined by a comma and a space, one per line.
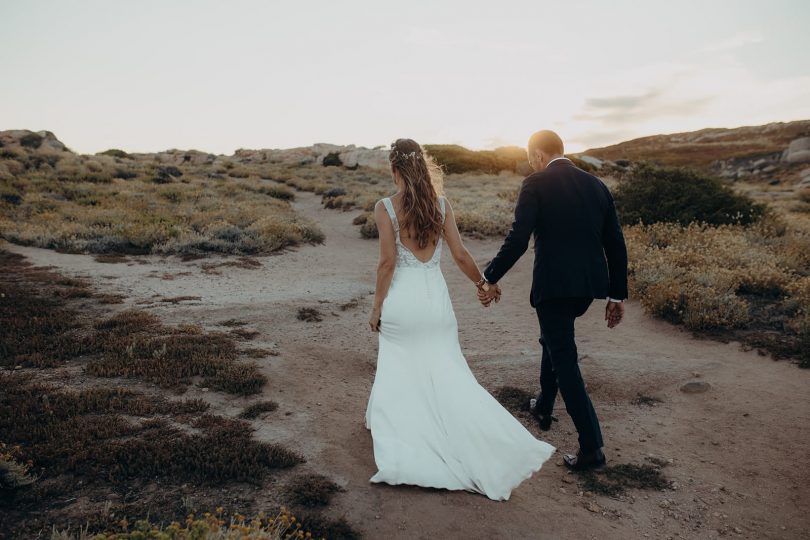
528, 397, 557, 431
563, 449, 606, 471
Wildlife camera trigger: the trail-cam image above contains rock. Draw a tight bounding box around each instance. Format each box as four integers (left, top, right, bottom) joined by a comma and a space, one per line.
800, 168, 810, 180
578, 155, 604, 168
784, 137, 810, 164
233, 143, 390, 170
584, 501, 601, 513
680, 381, 711, 394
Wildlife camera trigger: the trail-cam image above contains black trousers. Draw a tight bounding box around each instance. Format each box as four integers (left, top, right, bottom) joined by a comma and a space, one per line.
535, 298, 604, 452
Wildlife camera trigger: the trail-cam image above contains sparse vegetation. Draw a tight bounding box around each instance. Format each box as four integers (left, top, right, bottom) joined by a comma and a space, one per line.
614, 163, 765, 226
52, 507, 361, 540
631, 394, 663, 407
626, 221, 810, 367
284, 473, 344, 508
0, 249, 353, 538
577, 463, 671, 497
0, 138, 324, 256
51, 508, 329, 540
493, 386, 533, 420
239, 401, 279, 419
297, 307, 323, 323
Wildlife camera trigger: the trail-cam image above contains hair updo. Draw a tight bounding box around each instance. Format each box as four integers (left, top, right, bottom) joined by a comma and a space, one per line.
388, 138, 445, 249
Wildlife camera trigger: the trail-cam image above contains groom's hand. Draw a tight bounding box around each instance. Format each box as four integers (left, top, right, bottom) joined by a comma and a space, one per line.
605, 301, 624, 328
477, 283, 501, 307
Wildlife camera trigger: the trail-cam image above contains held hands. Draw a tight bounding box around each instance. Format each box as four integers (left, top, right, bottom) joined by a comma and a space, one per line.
477, 282, 502, 307
605, 301, 624, 328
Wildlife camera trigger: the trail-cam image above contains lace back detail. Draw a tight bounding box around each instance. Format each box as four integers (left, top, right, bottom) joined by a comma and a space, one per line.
382, 197, 444, 269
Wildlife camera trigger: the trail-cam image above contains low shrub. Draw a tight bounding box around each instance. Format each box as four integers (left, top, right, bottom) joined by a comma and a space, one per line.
614, 163, 765, 226
98, 149, 130, 159
239, 401, 279, 419
50, 508, 356, 540
284, 473, 343, 507
626, 222, 810, 365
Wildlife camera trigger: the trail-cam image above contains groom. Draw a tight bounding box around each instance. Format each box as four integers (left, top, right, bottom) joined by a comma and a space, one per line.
478, 130, 628, 471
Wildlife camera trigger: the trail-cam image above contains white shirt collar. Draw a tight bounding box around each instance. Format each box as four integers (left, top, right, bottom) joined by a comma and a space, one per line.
546, 156, 571, 167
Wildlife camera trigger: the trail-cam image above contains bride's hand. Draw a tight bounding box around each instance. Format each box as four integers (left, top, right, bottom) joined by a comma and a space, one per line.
477, 283, 501, 307
369, 307, 382, 332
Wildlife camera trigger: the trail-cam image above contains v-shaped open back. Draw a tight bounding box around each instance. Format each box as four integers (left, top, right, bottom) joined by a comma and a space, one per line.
382, 196, 446, 268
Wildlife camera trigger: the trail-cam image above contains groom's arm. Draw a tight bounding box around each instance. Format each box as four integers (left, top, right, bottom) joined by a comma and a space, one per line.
483, 177, 539, 284
601, 185, 628, 300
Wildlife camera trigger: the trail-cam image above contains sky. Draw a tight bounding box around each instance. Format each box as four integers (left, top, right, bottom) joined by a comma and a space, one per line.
1, 0, 809, 155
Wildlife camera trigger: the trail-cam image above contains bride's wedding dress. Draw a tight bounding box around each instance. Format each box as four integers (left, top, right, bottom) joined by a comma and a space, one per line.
365, 196, 555, 501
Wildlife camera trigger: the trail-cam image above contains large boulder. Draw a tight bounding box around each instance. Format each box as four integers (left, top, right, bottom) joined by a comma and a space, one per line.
334, 146, 389, 169
0, 129, 69, 152
149, 149, 217, 166
577, 155, 604, 168
784, 137, 810, 164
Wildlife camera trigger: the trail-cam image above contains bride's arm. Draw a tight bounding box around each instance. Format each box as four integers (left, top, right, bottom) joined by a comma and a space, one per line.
369, 201, 397, 332
442, 198, 485, 285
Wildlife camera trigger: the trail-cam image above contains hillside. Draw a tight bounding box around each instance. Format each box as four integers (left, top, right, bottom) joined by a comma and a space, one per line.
582, 119, 810, 169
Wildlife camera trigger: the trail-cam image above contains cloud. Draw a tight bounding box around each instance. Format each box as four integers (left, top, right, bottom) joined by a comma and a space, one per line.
576, 87, 712, 125
567, 129, 640, 151
583, 90, 661, 112
564, 51, 810, 151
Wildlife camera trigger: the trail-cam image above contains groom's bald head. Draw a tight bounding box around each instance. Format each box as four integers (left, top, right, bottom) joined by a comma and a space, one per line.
528, 130, 564, 171
528, 130, 564, 156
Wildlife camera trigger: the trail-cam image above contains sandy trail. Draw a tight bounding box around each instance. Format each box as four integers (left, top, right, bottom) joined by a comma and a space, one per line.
7, 186, 809, 539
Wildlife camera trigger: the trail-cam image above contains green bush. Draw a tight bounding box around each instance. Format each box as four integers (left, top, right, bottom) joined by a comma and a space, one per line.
98, 149, 131, 159
614, 163, 765, 226
19, 133, 43, 149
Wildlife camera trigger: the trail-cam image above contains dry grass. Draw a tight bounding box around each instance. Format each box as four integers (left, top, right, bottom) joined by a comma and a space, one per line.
284, 473, 344, 508
631, 394, 663, 407
626, 220, 810, 366
0, 251, 99, 368
0, 248, 347, 538
279, 164, 524, 238
239, 401, 279, 419
50, 508, 359, 540
492, 386, 534, 423
0, 146, 323, 256
230, 328, 261, 340
240, 348, 279, 359
297, 307, 323, 323
1, 374, 305, 535
577, 463, 671, 497
161, 295, 202, 304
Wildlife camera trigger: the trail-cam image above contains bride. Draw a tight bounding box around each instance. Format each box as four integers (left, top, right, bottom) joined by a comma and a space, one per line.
364, 138, 555, 501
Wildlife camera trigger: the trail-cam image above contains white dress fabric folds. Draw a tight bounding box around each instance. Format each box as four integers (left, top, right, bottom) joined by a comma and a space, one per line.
365, 196, 555, 501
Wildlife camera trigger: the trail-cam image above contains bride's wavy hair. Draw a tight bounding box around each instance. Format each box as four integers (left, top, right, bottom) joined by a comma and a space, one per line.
389, 138, 445, 249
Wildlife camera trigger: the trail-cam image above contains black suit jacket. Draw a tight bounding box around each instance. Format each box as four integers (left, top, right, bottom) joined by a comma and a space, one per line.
483, 159, 628, 307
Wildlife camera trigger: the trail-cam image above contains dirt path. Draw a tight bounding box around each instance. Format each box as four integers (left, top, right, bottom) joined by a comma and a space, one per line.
7, 186, 810, 539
